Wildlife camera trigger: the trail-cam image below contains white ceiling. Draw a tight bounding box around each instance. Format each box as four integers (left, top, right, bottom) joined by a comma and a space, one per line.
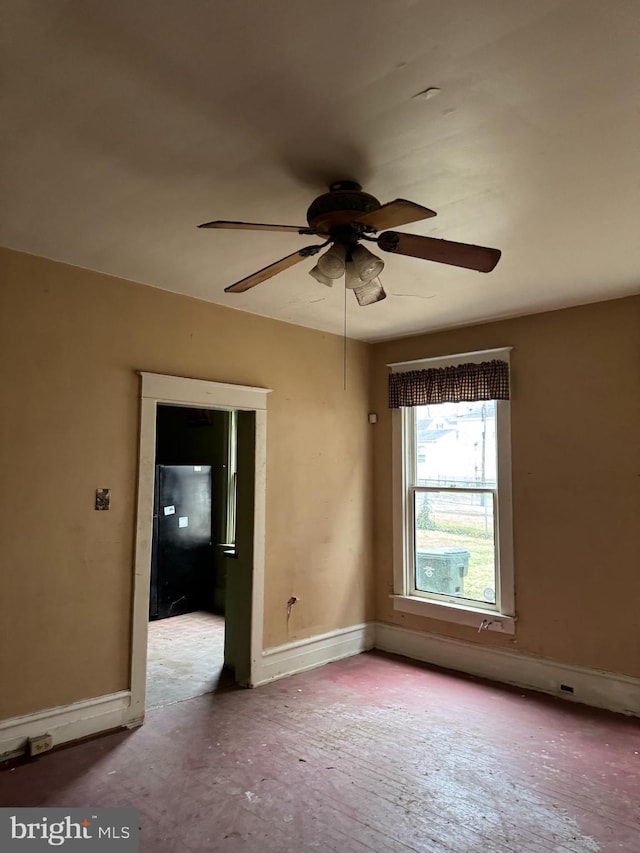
2, 0, 639, 342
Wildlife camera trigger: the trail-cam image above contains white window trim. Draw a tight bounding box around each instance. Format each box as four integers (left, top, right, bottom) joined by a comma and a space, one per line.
389, 347, 516, 634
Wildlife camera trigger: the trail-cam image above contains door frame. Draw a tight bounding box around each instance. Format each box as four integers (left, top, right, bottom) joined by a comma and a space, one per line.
126, 372, 271, 726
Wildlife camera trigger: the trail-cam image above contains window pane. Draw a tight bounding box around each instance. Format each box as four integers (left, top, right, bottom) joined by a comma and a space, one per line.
415, 401, 496, 488
414, 491, 496, 605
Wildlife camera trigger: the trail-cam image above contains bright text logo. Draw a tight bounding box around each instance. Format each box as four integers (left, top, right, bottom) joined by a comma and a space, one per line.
1, 809, 139, 850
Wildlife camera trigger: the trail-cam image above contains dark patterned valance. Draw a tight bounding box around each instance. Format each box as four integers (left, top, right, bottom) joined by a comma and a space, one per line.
389, 359, 509, 408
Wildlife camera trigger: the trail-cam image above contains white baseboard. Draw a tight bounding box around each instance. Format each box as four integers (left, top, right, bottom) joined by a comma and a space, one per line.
3, 621, 635, 761
254, 622, 375, 687
374, 621, 640, 717
0, 691, 132, 761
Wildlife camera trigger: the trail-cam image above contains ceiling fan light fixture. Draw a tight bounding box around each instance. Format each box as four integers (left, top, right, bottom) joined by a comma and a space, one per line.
351, 244, 385, 282
309, 264, 334, 287
317, 243, 347, 279
202, 183, 501, 298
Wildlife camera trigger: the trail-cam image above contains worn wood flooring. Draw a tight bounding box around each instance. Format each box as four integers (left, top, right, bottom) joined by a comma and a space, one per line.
146, 611, 226, 709
1, 651, 638, 852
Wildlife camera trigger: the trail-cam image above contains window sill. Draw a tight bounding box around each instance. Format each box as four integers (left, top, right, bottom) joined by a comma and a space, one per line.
390, 595, 516, 635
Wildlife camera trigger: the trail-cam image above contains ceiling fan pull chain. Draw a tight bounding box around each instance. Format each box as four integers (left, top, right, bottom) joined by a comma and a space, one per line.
343, 282, 348, 392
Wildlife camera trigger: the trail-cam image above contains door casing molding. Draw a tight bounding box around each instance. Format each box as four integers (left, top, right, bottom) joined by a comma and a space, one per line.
127, 372, 271, 726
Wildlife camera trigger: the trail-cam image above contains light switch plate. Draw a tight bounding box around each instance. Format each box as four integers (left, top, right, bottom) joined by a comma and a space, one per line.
95, 488, 111, 510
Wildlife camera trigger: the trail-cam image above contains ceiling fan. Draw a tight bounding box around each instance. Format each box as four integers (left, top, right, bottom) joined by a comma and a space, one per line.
198, 181, 501, 306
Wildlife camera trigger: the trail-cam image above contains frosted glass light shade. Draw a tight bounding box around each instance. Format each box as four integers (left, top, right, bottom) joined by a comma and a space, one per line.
345, 260, 362, 289
351, 244, 385, 282
309, 264, 333, 287
317, 244, 346, 279
353, 277, 386, 306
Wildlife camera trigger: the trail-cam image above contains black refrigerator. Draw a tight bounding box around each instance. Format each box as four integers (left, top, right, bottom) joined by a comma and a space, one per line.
149, 465, 213, 620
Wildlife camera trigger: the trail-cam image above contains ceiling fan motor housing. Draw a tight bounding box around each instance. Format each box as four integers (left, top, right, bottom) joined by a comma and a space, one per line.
306, 182, 380, 236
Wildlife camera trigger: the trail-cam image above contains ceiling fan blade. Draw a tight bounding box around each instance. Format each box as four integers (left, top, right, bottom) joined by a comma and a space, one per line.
199, 220, 313, 234
224, 250, 308, 293
355, 199, 437, 231
377, 231, 501, 272
353, 278, 387, 306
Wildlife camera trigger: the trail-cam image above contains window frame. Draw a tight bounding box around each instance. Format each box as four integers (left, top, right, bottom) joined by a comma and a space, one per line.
390, 348, 516, 634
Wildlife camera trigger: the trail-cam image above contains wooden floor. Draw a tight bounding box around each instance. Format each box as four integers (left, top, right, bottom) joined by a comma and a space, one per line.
146, 611, 226, 709
1, 651, 638, 852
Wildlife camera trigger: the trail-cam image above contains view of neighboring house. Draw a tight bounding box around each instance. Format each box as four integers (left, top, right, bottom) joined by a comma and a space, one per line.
416, 402, 497, 488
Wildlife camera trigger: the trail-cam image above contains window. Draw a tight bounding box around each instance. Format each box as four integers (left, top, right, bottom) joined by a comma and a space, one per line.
390, 349, 515, 633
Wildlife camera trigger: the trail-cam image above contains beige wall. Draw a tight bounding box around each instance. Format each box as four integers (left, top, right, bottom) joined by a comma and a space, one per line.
0, 248, 375, 718
1, 245, 637, 724
371, 295, 640, 677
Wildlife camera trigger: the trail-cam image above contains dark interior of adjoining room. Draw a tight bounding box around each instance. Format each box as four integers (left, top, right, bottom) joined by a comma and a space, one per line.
146, 404, 237, 708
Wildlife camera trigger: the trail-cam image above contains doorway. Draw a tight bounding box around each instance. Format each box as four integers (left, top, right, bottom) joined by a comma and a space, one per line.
127, 373, 270, 728
146, 405, 235, 709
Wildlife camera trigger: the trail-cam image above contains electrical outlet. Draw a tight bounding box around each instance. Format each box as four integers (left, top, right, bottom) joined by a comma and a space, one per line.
28, 733, 53, 756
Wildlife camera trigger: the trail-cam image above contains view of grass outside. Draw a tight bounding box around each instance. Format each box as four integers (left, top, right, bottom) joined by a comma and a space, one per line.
414, 491, 495, 603
412, 400, 498, 604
